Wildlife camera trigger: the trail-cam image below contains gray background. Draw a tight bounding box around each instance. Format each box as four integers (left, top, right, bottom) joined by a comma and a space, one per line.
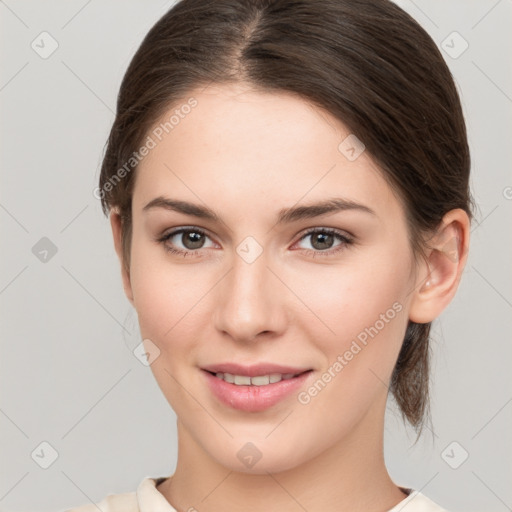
1, 1, 511, 511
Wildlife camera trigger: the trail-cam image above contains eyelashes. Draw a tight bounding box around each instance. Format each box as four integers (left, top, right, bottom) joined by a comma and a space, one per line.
157, 226, 354, 258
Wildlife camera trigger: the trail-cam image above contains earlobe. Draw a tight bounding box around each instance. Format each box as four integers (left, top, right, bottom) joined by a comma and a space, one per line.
110, 211, 134, 306
408, 209, 470, 324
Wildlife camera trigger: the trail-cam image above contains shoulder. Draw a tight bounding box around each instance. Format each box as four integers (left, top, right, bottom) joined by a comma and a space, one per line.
388, 489, 450, 512
64, 476, 172, 512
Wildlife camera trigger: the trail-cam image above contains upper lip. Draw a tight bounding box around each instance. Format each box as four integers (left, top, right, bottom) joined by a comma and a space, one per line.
201, 362, 312, 377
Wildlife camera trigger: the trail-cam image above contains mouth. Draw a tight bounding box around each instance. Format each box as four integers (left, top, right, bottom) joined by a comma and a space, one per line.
204, 369, 310, 385
201, 368, 313, 412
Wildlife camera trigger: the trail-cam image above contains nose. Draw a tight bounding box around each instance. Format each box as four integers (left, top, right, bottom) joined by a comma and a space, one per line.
212, 248, 287, 343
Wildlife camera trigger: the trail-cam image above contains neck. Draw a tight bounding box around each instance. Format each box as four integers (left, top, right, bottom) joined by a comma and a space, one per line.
158, 394, 407, 512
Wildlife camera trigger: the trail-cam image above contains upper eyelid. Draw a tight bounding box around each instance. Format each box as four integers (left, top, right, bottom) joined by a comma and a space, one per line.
300, 226, 352, 238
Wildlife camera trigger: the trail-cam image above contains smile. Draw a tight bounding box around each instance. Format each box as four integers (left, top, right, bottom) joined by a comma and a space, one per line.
211, 372, 300, 385
202, 369, 313, 412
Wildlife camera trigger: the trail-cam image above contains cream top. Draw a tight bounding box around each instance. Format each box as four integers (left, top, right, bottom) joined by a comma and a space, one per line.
66, 476, 449, 511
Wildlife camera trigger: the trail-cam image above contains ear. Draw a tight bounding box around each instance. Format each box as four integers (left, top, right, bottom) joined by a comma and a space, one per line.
110, 211, 134, 306
408, 208, 470, 324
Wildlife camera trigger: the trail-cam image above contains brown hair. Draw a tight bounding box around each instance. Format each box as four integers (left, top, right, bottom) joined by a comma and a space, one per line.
98, 0, 474, 437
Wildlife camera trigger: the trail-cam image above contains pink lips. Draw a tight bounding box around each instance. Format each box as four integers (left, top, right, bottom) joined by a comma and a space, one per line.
201, 362, 313, 412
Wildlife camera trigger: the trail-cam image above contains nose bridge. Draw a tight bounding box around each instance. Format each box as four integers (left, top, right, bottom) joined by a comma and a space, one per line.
213, 246, 283, 341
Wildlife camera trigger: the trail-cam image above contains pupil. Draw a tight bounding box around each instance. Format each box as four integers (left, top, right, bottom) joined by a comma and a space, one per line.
184, 231, 204, 249
312, 233, 333, 250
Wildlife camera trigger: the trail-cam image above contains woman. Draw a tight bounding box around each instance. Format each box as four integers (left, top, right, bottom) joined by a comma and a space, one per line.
71, 0, 473, 510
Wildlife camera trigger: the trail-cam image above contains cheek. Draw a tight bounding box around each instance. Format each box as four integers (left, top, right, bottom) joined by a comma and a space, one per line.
293, 266, 410, 428
297, 252, 411, 344
293, 246, 413, 407
128, 242, 214, 411
128, 240, 210, 348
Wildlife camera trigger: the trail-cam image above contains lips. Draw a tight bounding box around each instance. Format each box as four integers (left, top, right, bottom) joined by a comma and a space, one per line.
201, 362, 313, 412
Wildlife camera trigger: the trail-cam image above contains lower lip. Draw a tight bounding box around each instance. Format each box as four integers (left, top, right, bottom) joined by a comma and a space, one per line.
202, 370, 312, 412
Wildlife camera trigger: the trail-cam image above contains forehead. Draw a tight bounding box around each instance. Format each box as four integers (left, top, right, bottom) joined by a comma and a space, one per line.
133, 83, 402, 221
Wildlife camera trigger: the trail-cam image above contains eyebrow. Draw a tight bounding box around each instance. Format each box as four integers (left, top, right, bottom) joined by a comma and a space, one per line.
142, 196, 376, 223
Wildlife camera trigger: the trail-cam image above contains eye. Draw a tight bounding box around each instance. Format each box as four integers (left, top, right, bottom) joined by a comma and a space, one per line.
294, 227, 353, 257
157, 227, 216, 256
157, 226, 354, 258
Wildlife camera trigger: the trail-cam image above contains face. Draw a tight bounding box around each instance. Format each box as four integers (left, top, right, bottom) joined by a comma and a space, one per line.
120, 83, 421, 473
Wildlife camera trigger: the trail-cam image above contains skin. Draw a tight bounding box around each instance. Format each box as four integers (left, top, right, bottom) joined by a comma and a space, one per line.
110, 82, 470, 512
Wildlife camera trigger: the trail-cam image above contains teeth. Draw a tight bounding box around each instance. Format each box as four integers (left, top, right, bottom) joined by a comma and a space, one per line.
234, 375, 251, 385
250, 375, 270, 385
214, 372, 299, 385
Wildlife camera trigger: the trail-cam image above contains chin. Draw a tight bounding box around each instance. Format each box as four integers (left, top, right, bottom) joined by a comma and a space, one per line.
203, 435, 310, 475
227, 453, 304, 475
